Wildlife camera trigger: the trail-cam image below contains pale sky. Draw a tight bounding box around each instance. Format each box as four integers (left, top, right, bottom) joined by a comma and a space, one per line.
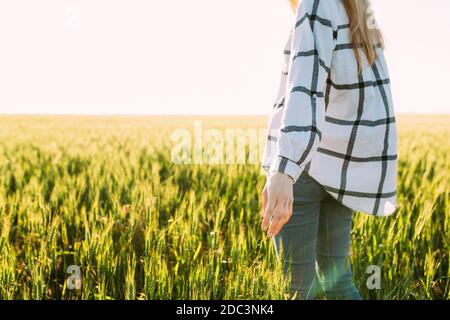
0, 0, 449, 115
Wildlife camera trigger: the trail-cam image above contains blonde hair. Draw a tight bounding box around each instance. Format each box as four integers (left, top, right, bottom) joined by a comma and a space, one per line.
288, 0, 384, 73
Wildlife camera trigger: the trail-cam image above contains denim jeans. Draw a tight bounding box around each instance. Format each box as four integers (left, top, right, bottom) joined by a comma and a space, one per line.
273, 171, 362, 300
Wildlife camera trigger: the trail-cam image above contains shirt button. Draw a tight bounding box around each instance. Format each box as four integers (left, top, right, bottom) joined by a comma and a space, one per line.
312, 93, 317, 99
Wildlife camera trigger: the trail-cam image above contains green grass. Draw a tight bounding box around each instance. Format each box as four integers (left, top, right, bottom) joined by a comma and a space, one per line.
0, 115, 448, 300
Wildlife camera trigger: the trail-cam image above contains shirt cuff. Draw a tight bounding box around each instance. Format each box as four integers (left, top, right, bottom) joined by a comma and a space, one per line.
261, 165, 270, 178
268, 156, 304, 183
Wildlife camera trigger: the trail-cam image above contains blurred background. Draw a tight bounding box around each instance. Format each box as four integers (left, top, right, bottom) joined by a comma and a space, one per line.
0, 0, 449, 115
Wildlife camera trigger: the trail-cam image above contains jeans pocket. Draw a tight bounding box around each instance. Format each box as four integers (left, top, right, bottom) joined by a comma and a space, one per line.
295, 171, 313, 185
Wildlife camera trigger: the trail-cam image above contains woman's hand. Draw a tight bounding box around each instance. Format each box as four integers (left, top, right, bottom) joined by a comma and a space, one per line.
261, 172, 294, 238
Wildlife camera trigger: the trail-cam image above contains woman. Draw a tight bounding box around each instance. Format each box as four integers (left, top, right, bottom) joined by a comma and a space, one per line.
260, 0, 398, 300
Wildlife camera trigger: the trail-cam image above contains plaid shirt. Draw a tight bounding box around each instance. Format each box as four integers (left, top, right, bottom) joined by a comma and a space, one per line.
261, 0, 398, 216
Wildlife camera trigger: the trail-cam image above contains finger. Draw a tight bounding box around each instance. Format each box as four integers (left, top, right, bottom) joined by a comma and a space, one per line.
262, 198, 275, 230
267, 204, 288, 238
262, 197, 277, 231
260, 189, 268, 218
266, 203, 285, 238
285, 200, 293, 224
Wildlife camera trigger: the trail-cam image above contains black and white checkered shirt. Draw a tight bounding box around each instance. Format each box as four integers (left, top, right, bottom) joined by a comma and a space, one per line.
261, 0, 398, 216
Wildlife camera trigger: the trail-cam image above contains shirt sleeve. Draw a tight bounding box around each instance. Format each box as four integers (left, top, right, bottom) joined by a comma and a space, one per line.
268, 0, 336, 182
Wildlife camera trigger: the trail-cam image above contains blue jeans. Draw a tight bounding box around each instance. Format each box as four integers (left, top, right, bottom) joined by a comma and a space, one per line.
273, 171, 362, 300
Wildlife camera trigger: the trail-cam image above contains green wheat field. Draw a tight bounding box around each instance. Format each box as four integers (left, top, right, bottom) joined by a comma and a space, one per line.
0, 115, 448, 300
